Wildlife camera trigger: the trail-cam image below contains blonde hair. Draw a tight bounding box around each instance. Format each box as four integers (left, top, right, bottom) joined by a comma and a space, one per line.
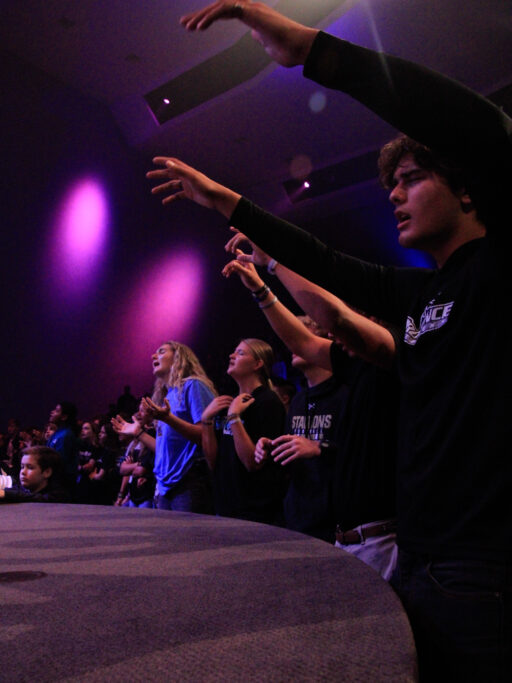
240, 338, 275, 390
152, 341, 216, 404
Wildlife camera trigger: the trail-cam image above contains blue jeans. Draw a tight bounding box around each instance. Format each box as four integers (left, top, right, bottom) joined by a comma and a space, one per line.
127, 499, 153, 509
391, 550, 512, 682
154, 460, 213, 513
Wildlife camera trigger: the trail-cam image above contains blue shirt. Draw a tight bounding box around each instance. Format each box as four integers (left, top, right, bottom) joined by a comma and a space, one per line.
47, 427, 78, 478
154, 379, 214, 495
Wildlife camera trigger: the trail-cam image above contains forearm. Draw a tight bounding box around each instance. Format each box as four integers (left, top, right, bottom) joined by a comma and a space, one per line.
137, 431, 156, 452
231, 198, 428, 323
274, 264, 396, 367
161, 415, 202, 446
230, 420, 260, 472
201, 423, 218, 470
254, 284, 333, 371
303, 32, 511, 232
119, 462, 138, 476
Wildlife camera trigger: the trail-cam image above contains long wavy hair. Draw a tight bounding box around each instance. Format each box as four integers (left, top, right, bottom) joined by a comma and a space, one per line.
239, 338, 275, 390
152, 341, 216, 405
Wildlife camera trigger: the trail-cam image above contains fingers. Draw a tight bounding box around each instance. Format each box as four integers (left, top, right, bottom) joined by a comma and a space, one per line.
221, 259, 248, 278
236, 252, 253, 264
225, 231, 249, 253
150, 179, 182, 196
180, 2, 244, 32
271, 434, 293, 447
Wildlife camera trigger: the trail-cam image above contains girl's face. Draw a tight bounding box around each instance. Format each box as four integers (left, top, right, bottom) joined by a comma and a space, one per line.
152, 344, 175, 378
227, 342, 262, 379
81, 422, 93, 440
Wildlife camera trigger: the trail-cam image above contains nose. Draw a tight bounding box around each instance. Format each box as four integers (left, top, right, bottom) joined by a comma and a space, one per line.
389, 183, 405, 205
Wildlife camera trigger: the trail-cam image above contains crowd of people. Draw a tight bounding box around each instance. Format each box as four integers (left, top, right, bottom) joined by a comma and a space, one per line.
2, 2, 510, 680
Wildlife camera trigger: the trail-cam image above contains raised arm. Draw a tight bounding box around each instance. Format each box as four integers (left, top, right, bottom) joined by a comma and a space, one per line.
222, 256, 333, 371
223, 236, 395, 367
269, 261, 395, 368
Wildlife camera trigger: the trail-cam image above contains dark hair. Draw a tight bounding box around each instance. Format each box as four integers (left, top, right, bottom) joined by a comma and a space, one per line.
22, 446, 62, 477
58, 401, 78, 424
378, 134, 467, 195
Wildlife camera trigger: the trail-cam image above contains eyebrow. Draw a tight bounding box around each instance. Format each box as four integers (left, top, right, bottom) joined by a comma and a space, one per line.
392, 167, 424, 184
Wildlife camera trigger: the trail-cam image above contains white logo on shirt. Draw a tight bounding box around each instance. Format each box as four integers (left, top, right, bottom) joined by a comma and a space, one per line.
404, 300, 454, 346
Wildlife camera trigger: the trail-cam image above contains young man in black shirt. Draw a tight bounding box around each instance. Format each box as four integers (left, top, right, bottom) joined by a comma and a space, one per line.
147, 3, 512, 679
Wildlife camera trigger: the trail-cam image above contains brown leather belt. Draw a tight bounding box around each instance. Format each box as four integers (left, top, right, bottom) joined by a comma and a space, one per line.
335, 520, 397, 545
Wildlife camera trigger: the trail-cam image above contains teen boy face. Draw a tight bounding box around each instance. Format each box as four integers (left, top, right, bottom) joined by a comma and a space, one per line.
389, 154, 473, 260
19, 454, 52, 493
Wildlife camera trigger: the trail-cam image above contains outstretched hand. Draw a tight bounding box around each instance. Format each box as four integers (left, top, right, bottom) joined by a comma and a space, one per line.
224, 227, 271, 267
180, 2, 318, 68
142, 397, 171, 422
146, 157, 241, 218
111, 414, 141, 437
222, 252, 265, 292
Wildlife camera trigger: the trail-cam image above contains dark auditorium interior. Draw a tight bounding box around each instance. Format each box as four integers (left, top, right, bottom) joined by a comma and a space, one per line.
1, 1, 511, 680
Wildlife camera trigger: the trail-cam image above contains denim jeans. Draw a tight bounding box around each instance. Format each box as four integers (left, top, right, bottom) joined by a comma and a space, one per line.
391, 549, 512, 682
154, 460, 213, 514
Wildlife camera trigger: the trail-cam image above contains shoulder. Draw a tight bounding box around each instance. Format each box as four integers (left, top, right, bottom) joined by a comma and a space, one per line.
182, 378, 215, 400
251, 386, 286, 414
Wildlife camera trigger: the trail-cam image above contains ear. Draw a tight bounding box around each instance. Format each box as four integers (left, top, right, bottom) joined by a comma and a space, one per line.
459, 191, 474, 214
253, 358, 264, 372
42, 467, 52, 481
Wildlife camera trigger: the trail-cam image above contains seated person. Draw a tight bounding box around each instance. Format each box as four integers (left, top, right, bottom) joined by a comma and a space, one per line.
0, 446, 70, 503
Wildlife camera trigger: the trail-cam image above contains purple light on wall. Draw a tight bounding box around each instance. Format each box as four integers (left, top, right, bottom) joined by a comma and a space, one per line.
46, 177, 109, 299
103, 249, 205, 387
61, 178, 108, 268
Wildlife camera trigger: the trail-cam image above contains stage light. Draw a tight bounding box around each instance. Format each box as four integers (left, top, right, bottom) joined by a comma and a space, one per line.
45, 176, 109, 300
304, 181, 310, 189
163, 98, 170, 105
105, 249, 205, 382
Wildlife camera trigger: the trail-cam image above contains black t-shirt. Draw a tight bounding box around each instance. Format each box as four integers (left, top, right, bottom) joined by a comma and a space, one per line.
330, 346, 398, 532
213, 385, 286, 524
283, 375, 349, 542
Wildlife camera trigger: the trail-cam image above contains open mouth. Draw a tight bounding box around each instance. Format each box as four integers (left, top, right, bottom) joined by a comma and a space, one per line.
395, 211, 411, 229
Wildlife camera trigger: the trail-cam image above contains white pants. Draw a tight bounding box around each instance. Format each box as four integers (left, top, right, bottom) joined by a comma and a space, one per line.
335, 520, 398, 581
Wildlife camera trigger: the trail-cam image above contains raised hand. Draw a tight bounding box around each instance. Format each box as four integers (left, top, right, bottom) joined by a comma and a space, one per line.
180, 2, 318, 68
270, 434, 321, 465
111, 414, 141, 437
142, 396, 171, 422
222, 253, 265, 292
146, 157, 241, 218
224, 227, 271, 267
